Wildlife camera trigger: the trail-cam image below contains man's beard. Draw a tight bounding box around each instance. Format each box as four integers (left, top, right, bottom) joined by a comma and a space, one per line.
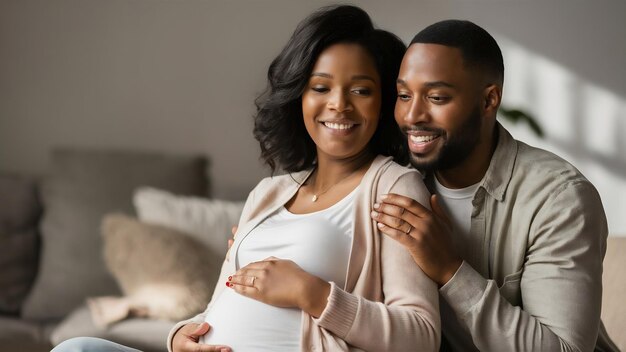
408, 106, 482, 173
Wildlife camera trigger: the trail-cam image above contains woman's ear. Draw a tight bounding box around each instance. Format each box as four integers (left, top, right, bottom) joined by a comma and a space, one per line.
483, 84, 502, 116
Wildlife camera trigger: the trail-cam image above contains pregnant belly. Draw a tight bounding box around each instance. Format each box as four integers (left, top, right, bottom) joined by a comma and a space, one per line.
200, 289, 301, 351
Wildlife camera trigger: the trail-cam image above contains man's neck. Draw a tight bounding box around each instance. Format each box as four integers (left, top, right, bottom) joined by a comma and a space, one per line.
435, 127, 498, 189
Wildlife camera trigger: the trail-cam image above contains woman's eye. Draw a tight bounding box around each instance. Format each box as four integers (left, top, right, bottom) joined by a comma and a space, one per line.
311, 86, 328, 93
352, 88, 371, 96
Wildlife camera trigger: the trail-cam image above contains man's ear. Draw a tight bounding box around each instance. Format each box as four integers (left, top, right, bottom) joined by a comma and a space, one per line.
483, 84, 502, 116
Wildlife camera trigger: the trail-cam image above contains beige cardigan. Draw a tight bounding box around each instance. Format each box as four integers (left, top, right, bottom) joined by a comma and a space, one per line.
167, 155, 440, 351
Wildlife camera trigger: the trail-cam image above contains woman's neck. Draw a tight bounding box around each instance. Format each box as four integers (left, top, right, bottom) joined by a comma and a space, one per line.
312, 151, 375, 190
286, 150, 375, 213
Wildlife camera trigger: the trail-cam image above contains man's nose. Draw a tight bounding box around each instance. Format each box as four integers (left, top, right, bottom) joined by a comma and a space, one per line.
402, 98, 429, 124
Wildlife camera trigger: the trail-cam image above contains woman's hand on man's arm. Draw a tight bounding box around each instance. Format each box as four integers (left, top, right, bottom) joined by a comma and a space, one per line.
228, 226, 237, 249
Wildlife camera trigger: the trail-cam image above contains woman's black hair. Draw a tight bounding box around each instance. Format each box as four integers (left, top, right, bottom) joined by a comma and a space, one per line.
253, 5, 408, 173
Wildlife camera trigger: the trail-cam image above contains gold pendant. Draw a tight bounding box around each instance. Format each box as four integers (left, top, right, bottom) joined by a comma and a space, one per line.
312, 195, 318, 202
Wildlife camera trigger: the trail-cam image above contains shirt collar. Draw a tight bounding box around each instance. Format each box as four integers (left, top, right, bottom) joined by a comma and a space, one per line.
479, 123, 517, 201
424, 123, 517, 202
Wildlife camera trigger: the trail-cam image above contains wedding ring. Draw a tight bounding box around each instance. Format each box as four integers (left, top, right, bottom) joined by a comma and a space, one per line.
251, 276, 256, 286
405, 224, 412, 234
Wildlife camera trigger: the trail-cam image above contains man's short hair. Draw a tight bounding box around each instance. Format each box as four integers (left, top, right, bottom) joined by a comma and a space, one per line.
411, 20, 504, 85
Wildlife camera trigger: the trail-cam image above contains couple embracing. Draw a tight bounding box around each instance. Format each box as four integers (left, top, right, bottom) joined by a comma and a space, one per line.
54, 5, 617, 352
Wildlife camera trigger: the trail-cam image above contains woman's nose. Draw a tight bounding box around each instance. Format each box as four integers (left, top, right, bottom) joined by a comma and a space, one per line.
327, 91, 353, 112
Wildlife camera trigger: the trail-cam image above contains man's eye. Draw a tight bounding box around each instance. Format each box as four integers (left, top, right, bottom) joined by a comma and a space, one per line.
428, 95, 449, 103
397, 94, 411, 101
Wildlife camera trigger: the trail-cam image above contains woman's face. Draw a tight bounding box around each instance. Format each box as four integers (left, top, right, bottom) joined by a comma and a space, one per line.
302, 43, 381, 162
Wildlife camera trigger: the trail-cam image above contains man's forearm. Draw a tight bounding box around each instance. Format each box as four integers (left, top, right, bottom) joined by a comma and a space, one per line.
441, 262, 600, 352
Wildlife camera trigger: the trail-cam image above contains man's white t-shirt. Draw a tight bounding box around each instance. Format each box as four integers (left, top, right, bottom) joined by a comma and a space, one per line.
433, 176, 480, 240
434, 176, 481, 350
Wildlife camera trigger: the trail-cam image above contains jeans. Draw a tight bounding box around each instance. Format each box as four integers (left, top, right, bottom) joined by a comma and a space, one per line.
51, 337, 142, 352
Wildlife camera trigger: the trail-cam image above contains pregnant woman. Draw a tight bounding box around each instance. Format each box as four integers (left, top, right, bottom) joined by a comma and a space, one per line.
170, 5, 440, 352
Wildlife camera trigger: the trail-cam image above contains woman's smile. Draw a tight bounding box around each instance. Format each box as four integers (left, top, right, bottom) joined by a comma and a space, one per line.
320, 119, 359, 136
301, 42, 381, 161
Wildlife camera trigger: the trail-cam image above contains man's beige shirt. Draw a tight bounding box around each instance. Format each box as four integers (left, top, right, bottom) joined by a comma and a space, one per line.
434, 124, 618, 352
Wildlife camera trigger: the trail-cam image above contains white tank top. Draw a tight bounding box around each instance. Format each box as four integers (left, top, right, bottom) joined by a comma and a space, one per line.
200, 187, 357, 351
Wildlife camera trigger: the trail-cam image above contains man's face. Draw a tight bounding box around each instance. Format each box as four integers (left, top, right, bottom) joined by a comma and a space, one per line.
395, 43, 484, 173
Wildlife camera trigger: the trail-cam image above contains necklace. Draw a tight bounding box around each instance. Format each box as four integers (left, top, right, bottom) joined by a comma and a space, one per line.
307, 167, 362, 202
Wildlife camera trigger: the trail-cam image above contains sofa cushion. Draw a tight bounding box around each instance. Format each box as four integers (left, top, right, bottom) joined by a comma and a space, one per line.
21, 149, 207, 320
50, 305, 173, 352
97, 214, 218, 323
0, 315, 46, 342
601, 236, 626, 351
0, 315, 57, 352
0, 174, 42, 315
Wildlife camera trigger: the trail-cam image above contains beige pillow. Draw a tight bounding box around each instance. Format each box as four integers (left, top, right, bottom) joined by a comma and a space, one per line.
99, 214, 219, 323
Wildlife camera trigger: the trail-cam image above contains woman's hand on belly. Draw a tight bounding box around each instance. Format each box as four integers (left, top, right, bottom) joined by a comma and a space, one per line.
172, 322, 231, 352
228, 257, 331, 318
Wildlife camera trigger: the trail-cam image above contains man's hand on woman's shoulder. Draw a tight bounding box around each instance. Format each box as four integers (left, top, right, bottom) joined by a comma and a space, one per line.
371, 193, 462, 286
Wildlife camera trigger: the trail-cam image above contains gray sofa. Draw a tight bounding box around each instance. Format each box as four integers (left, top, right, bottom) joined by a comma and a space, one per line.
2, 148, 625, 352
0, 148, 209, 352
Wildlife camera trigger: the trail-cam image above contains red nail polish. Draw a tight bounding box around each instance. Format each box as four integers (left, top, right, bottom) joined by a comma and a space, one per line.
228, 276, 232, 281
225, 282, 230, 287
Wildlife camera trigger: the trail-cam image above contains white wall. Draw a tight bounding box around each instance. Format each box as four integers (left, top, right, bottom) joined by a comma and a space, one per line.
1, 0, 625, 234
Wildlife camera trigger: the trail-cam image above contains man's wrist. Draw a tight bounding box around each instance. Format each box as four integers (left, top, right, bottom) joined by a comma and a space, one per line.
438, 258, 463, 286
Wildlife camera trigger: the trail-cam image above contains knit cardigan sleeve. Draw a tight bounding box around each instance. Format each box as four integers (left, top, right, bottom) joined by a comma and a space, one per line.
313, 170, 441, 351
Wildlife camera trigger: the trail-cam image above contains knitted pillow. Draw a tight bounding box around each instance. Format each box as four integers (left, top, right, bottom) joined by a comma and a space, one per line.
97, 214, 218, 324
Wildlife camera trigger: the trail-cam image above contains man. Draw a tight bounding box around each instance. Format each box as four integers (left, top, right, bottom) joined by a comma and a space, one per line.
371, 20, 618, 351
